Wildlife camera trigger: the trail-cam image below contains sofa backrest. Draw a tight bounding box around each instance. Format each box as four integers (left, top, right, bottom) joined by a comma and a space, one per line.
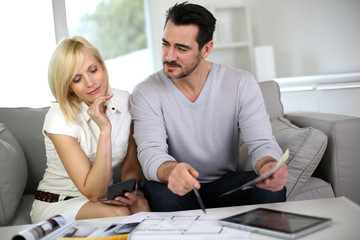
0, 107, 49, 194
0, 81, 283, 195
258, 80, 284, 119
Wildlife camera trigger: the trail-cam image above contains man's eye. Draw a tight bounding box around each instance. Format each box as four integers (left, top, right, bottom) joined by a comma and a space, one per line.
162, 42, 169, 46
177, 46, 186, 52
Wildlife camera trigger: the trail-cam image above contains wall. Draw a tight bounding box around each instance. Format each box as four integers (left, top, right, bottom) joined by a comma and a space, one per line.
249, 0, 360, 77
247, 0, 360, 117
274, 73, 360, 117
145, 0, 360, 117
146, 0, 360, 76
145, 0, 246, 71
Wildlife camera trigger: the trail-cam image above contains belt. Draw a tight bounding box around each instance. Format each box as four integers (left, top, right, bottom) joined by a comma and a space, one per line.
35, 190, 74, 203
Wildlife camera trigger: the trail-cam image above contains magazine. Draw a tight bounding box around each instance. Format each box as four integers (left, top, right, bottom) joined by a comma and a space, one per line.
12, 211, 139, 240
220, 149, 290, 197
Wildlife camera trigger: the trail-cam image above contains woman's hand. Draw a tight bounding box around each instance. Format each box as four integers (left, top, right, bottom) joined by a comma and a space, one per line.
103, 184, 139, 206
87, 94, 113, 131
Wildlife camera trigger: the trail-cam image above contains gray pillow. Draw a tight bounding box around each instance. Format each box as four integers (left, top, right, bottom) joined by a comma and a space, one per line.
239, 117, 327, 200
271, 117, 328, 199
0, 123, 27, 226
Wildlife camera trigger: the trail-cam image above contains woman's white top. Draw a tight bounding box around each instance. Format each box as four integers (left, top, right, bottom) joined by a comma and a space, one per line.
37, 88, 131, 197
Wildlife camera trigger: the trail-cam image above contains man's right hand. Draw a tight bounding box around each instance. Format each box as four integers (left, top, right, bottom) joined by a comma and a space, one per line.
157, 162, 200, 196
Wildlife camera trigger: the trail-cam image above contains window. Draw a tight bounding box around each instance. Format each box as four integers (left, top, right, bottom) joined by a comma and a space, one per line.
0, 0, 153, 108
65, 0, 153, 93
0, 1, 56, 107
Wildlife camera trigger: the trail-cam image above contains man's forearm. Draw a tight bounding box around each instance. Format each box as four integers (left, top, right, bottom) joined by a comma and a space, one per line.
255, 156, 278, 173
157, 161, 178, 183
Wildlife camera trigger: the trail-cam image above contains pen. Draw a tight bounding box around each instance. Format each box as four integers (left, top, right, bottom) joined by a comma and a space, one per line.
193, 186, 206, 214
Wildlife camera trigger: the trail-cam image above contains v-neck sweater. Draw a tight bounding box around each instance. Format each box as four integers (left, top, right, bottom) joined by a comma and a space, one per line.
130, 63, 282, 183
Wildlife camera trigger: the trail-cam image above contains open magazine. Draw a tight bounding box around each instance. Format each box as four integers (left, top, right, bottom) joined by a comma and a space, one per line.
12, 211, 139, 240
220, 148, 290, 197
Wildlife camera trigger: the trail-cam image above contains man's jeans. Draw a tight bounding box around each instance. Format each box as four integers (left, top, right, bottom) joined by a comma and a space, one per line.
143, 171, 286, 212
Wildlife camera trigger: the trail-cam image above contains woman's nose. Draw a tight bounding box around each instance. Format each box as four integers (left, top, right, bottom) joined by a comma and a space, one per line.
84, 75, 95, 87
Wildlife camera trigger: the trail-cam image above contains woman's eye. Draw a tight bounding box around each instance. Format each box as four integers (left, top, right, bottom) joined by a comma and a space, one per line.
90, 67, 98, 73
73, 76, 81, 83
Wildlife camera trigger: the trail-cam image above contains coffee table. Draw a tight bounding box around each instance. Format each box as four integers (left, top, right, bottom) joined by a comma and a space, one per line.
1, 197, 359, 239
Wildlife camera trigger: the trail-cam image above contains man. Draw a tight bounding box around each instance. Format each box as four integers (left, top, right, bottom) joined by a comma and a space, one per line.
130, 2, 288, 211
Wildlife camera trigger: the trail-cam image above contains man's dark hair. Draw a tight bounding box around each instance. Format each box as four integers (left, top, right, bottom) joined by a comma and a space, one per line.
165, 1, 217, 50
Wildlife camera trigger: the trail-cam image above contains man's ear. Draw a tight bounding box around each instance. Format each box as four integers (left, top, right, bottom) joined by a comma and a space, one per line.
201, 40, 214, 59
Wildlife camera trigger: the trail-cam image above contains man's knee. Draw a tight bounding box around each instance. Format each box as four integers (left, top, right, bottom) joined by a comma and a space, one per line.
144, 181, 198, 212
144, 181, 171, 211
250, 187, 286, 204
144, 181, 169, 200
272, 186, 287, 202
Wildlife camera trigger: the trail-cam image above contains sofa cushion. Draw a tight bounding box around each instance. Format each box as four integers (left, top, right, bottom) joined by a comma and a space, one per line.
0, 107, 48, 195
259, 80, 284, 119
9, 194, 34, 225
0, 123, 27, 226
287, 177, 335, 201
270, 117, 328, 199
239, 116, 328, 200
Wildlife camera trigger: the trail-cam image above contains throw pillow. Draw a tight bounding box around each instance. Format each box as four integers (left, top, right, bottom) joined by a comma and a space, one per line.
239, 116, 327, 200
0, 123, 27, 226
271, 117, 328, 199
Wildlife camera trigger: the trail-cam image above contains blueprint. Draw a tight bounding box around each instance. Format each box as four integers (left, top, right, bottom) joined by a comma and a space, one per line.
122, 207, 250, 239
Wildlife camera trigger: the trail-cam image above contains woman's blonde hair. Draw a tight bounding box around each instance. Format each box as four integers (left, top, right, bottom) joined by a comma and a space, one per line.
48, 36, 110, 123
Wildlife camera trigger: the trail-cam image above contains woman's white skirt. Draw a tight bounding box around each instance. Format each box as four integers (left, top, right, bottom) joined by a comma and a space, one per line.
30, 195, 88, 224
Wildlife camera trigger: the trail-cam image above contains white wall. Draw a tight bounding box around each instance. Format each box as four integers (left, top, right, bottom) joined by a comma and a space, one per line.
274, 73, 360, 117
145, 0, 246, 71
247, 0, 360, 117
145, 0, 360, 117
249, 0, 360, 77
146, 0, 360, 77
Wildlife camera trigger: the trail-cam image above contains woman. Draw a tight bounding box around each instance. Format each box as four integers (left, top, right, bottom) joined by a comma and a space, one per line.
30, 36, 149, 223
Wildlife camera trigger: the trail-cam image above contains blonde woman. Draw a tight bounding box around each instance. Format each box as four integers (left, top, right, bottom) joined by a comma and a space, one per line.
30, 36, 149, 223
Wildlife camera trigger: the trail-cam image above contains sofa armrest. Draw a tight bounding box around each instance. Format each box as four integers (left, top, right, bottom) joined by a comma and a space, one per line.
285, 112, 360, 205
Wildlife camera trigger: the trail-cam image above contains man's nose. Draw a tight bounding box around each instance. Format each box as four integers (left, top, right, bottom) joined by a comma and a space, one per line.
165, 47, 177, 62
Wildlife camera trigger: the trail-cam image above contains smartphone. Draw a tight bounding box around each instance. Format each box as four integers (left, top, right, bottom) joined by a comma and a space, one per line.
98, 178, 136, 201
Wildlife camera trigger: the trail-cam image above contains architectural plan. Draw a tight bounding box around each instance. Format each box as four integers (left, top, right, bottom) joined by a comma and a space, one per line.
121, 208, 250, 239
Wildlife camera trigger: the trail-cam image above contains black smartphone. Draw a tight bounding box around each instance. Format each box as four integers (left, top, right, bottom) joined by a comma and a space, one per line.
98, 178, 136, 201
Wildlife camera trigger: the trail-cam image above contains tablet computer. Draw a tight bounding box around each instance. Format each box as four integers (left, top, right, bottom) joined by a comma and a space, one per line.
98, 178, 136, 201
219, 208, 332, 239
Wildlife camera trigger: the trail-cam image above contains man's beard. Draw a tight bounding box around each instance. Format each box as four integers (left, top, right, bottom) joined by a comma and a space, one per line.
163, 55, 201, 80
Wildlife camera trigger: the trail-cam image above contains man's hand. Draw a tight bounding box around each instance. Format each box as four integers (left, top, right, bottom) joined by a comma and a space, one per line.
158, 162, 200, 196
255, 157, 288, 192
